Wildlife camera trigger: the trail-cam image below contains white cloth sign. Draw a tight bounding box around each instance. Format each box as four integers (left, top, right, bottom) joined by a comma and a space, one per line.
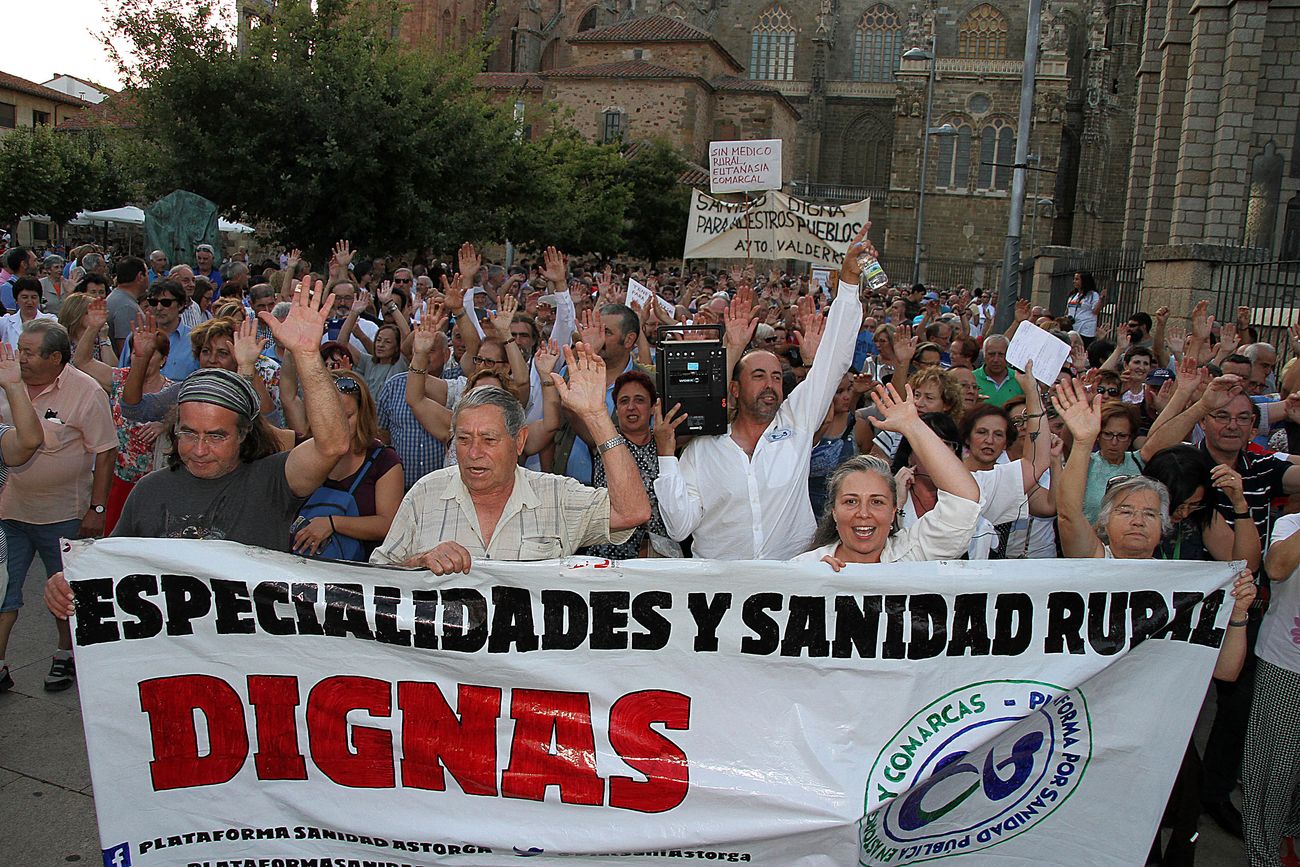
684, 189, 870, 267
708, 139, 782, 193
66, 539, 1237, 866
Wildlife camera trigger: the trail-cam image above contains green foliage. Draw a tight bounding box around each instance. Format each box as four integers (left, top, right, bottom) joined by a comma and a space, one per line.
510, 130, 631, 255
0, 127, 68, 227
103, 0, 538, 259
92, 0, 699, 261
620, 139, 692, 266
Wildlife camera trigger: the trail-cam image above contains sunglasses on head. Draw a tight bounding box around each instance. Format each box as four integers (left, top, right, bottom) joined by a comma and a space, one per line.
334, 377, 361, 395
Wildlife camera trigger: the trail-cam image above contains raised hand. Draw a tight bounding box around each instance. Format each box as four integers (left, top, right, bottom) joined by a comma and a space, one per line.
577, 307, 604, 353
332, 240, 354, 272
1189, 300, 1212, 342
1174, 354, 1204, 394
351, 290, 372, 317
533, 338, 561, 378
837, 220, 874, 286
286, 248, 302, 272
1219, 322, 1241, 356
868, 383, 921, 433
439, 273, 464, 314
0, 343, 20, 386
542, 245, 568, 287
129, 310, 160, 362
892, 323, 917, 367
1051, 376, 1102, 442
1198, 374, 1245, 412
377, 280, 395, 307
724, 284, 757, 351
653, 399, 687, 457
1288, 322, 1300, 354
1155, 305, 1170, 326
486, 294, 518, 342
233, 317, 268, 369
796, 301, 826, 365
1014, 298, 1031, 323
457, 242, 482, 290
1283, 390, 1300, 426
411, 309, 442, 356
82, 295, 109, 334
552, 342, 607, 419
1012, 359, 1037, 394
262, 276, 333, 357
851, 372, 877, 395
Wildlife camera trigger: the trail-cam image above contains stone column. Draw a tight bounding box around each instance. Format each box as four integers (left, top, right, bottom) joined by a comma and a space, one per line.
1142, 0, 1193, 245
1122, 0, 1167, 246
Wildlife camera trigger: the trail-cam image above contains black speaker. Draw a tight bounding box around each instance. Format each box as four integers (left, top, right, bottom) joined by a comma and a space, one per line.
655, 324, 728, 436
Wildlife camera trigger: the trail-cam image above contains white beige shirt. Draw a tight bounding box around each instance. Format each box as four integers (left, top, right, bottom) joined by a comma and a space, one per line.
370, 464, 632, 565
654, 279, 863, 560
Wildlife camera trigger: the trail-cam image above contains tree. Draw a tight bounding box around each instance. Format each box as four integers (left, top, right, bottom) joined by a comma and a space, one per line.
0, 127, 70, 229
509, 130, 631, 255
102, 0, 543, 259
620, 139, 692, 266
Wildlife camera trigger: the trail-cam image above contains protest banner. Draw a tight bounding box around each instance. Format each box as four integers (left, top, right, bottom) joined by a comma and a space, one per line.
683, 189, 870, 267
66, 539, 1238, 866
708, 140, 782, 194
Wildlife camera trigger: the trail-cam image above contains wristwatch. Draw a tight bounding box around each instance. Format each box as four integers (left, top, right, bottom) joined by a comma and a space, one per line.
596, 435, 628, 456
90, 504, 105, 514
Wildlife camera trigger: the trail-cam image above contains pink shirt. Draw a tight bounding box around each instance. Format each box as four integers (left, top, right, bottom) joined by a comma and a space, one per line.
0, 364, 117, 523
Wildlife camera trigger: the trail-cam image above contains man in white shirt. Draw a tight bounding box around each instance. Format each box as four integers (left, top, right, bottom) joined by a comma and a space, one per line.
653, 228, 870, 560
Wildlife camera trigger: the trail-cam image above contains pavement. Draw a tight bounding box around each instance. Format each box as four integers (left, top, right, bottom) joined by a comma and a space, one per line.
0, 558, 1251, 866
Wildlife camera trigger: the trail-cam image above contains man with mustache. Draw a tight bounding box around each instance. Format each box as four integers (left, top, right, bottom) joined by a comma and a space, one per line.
653, 228, 869, 560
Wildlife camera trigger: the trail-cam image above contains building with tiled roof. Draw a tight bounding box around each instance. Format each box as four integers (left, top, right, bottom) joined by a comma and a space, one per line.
42, 74, 117, 105
0, 69, 93, 136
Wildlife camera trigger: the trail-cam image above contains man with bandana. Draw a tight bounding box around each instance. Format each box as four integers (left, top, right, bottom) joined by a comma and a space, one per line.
43, 280, 350, 621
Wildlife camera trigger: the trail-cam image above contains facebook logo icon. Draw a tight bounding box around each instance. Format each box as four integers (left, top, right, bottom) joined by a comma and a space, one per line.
102, 843, 131, 867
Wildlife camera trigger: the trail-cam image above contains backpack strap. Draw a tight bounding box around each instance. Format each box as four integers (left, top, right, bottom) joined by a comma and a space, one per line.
345, 446, 384, 496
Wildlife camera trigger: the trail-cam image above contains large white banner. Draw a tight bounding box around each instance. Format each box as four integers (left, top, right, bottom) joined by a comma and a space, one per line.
66, 539, 1237, 867
683, 189, 870, 267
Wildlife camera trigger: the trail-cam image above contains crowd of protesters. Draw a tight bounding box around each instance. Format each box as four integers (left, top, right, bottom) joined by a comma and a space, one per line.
2, 229, 1299, 866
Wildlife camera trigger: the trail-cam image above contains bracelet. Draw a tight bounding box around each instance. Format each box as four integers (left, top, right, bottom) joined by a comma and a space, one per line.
540, 380, 556, 388
328, 515, 336, 535
596, 434, 628, 456
1231, 510, 1251, 520
1228, 617, 1249, 627
409, 366, 428, 376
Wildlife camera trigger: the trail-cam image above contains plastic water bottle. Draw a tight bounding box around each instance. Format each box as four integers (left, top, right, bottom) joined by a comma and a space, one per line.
857, 251, 889, 291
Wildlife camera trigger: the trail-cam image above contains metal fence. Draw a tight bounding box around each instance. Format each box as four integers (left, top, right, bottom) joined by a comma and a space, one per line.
1207, 249, 1300, 366
878, 255, 1004, 293
1047, 248, 1145, 333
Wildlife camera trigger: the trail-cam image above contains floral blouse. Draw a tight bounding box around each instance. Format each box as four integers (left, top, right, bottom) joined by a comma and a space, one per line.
110, 367, 173, 482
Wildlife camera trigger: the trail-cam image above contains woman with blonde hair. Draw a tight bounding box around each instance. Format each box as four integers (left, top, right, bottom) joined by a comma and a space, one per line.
57, 292, 117, 366
856, 365, 963, 459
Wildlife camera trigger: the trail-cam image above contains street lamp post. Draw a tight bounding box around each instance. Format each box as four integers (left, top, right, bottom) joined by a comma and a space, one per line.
903, 46, 956, 285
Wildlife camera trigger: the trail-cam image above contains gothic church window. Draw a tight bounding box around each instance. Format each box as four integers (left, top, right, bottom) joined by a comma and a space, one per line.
663, 1, 687, 18
937, 123, 973, 189
577, 6, 600, 31
750, 5, 797, 81
977, 119, 1015, 190
441, 9, 453, 42
852, 5, 903, 82
958, 4, 1008, 59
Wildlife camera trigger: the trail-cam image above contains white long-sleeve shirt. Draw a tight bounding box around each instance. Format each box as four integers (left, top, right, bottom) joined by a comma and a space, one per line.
653, 279, 864, 559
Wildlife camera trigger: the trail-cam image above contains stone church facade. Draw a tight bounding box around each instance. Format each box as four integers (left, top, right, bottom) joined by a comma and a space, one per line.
280, 0, 1297, 276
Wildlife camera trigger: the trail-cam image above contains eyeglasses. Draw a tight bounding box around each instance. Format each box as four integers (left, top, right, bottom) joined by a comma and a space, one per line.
175, 427, 232, 447
1206, 412, 1254, 426
1099, 430, 1132, 441
1097, 386, 1121, 396
394, 278, 413, 284
147, 297, 179, 308
334, 377, 361, 395
473, 355, 506, 367
195, 245, 214, 254
1112, 504, 1161, 523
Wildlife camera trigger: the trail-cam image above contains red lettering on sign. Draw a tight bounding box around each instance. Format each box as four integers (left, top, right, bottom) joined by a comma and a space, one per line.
307, 675, 395, 788
139, 674, 248, 790
399, 681, 501, 796
248, 675, 306, 780
608, 690, 692, 813
501, 689, 602, 805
